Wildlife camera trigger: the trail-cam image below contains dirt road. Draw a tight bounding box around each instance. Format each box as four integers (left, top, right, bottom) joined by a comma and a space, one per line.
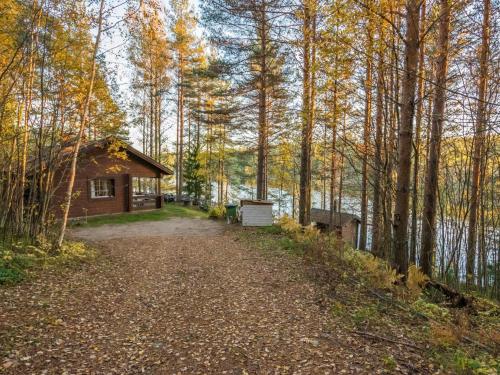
0, 219, 429, 374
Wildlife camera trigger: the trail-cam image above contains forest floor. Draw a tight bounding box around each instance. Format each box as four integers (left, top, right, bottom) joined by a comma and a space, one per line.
0, 218, 491, 374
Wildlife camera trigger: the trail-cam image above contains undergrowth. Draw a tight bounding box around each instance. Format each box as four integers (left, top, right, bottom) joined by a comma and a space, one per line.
0, 237, 95, 285
208, 205, 226, 219
237, 215, 500, 374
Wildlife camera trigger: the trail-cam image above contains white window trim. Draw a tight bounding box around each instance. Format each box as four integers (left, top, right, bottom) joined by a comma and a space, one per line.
90, 178, 115, 199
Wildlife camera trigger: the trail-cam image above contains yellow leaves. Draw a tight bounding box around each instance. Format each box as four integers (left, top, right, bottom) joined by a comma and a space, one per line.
208, 205, 226, 219
277, 215, 302, 234
296, 224, 321, 243
407, 264, 429, 298
343, 249, 402, 290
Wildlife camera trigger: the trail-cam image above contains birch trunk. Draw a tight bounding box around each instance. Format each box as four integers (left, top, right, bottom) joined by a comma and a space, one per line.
56, 0, 105, 248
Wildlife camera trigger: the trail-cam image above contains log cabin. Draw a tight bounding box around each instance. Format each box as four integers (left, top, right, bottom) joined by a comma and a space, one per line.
50, 138, 172, 219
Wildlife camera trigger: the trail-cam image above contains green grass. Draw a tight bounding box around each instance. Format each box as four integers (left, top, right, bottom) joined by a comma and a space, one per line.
1, 240, 96, 285
71, 203, 208, 228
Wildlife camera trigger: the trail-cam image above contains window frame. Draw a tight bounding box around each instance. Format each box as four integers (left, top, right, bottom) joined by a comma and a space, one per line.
131, 176, 159, 197
89, 178, 116, 200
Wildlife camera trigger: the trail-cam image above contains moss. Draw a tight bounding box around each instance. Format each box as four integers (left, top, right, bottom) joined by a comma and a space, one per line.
412, 298, 450, 320
0, 240, 95, 285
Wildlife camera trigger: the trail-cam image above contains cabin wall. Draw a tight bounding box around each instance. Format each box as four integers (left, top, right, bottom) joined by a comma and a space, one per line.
51, 147, 161, 218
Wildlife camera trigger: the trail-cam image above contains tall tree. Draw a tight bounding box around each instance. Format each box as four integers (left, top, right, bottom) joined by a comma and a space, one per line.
172, 0, 197, 201
409, 0, 426, 265
466, 0, 491, 287
299, 0, 317, 225
392, 0, 421, 276
360, 4, 373, 251
128, 0, 171, 163
371, 3, 386, 258
201, 0, 288, 201
420, 0, 451, 277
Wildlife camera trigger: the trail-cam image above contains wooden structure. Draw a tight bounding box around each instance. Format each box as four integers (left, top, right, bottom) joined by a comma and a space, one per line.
310, 208, 361, 249
51, 138, 172, 218
240, 200, 273, 227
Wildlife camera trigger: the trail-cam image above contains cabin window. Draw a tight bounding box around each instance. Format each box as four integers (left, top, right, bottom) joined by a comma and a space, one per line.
90, 178, 115, 199
132, 177, 158, 196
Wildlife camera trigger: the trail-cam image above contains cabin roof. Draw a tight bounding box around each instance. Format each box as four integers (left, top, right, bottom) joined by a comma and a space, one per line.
28, 136, 173, 176
79, 137, 173, 175
311, 208, 361, 227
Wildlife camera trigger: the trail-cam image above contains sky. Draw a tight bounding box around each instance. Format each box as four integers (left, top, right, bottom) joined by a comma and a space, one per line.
99, 0, 203, 150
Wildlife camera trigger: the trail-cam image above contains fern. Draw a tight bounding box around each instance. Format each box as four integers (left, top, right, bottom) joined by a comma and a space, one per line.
407, 265, 429, 298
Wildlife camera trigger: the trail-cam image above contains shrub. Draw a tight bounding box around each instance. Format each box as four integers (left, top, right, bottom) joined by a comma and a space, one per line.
407, 265, 429, 299
1, 245, 34, 284
297, 224, 320, 243
277, 215, 301, 234
208, 205, 226, 219
343, 248, 401, 289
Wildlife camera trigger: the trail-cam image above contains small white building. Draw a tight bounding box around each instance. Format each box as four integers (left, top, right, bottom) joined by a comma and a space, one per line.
240, 200, 273, 227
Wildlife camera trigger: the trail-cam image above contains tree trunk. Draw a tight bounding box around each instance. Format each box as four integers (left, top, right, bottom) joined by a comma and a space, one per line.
371, 39, 384, 258
410, 0, 426, 265
177, 60, 185, 202
360, 17, 372, 251
466, 0, 490, 288
57, 0, 105, 248
420, 0, 450, 278
299, 0, 314, 226
257, 5, 268, 200
19, 0, 41, 234
329, 84, 338, 231
392, 0, 421, 276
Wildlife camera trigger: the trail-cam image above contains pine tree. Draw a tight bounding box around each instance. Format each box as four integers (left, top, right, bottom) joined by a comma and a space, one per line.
184, 145, 203, 200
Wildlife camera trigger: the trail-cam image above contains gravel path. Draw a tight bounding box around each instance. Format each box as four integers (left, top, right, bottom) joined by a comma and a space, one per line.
69, 217, 223, 241
1, 219, 429, 374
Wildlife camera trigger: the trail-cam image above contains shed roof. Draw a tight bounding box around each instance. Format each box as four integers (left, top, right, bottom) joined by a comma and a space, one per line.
240, 199, 273, 206
311, 208, 361, 227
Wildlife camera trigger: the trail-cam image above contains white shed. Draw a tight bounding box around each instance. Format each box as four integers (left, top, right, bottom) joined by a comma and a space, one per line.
240, 200, 273, 227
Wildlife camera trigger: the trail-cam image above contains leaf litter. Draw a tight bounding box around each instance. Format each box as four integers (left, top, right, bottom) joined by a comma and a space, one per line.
0, 222, 439, 374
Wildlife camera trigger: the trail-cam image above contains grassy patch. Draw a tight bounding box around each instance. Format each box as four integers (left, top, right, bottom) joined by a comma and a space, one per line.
235, 225, 306, 257
0, 239, 95, 285
71, 203, 208, 227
